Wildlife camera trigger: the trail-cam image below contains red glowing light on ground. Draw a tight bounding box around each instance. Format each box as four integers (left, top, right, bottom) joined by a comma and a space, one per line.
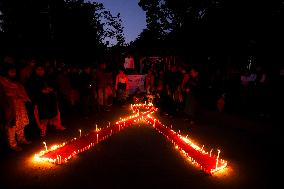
34, 104, 227, 175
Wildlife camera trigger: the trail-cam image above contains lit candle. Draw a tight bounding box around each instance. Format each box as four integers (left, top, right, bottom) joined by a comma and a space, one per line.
209, 149, 213, 157
43, 142, 48, 151
34, 103, 227, 173
201, 145, 204, 152
216, 149, 221, 169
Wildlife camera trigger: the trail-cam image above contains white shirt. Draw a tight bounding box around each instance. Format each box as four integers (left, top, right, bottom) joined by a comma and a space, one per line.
124, 57, 134, 69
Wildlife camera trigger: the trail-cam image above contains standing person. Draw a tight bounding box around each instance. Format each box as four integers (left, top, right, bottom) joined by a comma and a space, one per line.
96, 63, 109, 111
27, 65, 65, 137
68, 66, 81, 107
19, 59, 36, 86
79, 65, 96, 116
0, 65, 31, 151
105, 65, 114, 108
0, 82, 7, 149
163, 66, 178, 116
115, 68, 129, 105
124, 55, 135, 74
255, 66, 270, 117
145, 69, 155, 94
183, 68, 201, 124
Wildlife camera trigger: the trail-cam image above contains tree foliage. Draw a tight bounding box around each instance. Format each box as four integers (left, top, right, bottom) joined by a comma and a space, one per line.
0, 0, 125, 60
137, 0, 284, 57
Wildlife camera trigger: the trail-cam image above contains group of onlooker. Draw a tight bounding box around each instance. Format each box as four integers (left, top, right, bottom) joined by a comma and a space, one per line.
135, 58, 284, 124
1, 54, 283, 152
0, 56, 124, 151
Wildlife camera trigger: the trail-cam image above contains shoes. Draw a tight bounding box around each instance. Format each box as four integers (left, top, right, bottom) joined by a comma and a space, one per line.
104, 108, 110, 112
20, 140, 32, 144
10, 146, 22, 152
40, 132, 46, 137
56, 125, 66, 130
40, 129, 46, 137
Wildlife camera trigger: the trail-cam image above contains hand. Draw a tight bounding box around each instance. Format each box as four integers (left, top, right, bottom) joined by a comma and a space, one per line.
47, 87, 54, 92
42, 88, 49, 93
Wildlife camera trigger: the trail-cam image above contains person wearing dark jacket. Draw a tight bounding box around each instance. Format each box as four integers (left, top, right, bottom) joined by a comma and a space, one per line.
27, 65, 65, 137
183, 68, 201, 124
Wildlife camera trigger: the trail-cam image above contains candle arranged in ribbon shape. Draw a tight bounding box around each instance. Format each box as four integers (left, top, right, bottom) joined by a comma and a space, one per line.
34, 103, 227, 175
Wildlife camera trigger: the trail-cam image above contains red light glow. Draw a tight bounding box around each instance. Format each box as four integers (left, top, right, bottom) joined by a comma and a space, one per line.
34, 104, 227, 175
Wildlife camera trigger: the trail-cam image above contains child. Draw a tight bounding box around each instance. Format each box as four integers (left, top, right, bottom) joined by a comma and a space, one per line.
133, 87, 145, 104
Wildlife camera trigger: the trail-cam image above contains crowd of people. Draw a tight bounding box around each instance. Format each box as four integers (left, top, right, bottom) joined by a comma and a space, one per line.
137, 64, 203, 124
135, 58, 284, 124
1, 55, 283, 152
0, 56, 129, 151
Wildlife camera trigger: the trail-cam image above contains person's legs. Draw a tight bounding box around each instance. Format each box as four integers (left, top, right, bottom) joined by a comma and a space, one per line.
39, 120, 48, 137
106, 86, 113, 106
189, 94, 198, 123
50, 112, 65, 130
7, 126, 22, 151
98, 88, 105, 111
15, 124, 31, 144
103, 87, 109, 109
15, 101, 31, 144
6, 102, 22, 150
82, 95, 90, 115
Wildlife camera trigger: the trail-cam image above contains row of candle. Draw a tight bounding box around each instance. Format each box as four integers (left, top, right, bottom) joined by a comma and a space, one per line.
34, 104, 152, 164
143, 114, 227, 175
34, 103, 227, 175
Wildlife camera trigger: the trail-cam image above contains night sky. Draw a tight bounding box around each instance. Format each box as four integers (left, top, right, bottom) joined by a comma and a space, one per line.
94, 0, 146, 44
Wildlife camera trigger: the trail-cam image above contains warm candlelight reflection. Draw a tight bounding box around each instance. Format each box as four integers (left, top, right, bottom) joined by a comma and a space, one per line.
34, 103, 227, 175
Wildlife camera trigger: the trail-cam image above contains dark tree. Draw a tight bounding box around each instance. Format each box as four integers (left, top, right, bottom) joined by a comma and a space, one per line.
0, 0, 125, 62
137, 0, 284, 67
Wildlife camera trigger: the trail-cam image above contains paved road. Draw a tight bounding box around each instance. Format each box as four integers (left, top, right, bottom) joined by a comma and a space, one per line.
0, 104, 274, 189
